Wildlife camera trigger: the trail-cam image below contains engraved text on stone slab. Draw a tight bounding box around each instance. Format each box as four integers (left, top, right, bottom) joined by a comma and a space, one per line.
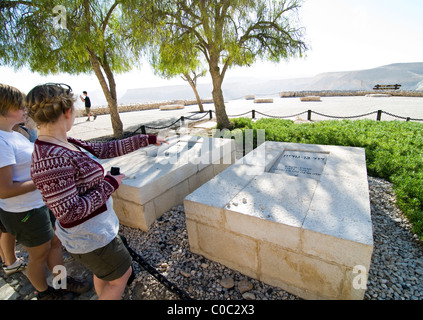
269, 150, 329, 180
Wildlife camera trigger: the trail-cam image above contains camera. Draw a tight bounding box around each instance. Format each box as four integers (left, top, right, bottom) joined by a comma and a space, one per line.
110, 167, 120, 176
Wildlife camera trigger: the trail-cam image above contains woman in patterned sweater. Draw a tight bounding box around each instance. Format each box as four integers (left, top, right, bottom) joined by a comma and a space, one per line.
27, 83, 167, 300
0, 84, 90, 300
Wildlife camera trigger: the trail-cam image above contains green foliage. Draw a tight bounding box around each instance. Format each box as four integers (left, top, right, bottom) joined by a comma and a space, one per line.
1, 0, 160, 137
231, 117, 254, 129
145, 0, 307, 75
136, 0, 308, 129
150, 30, 203, 79
0, 0, 144, 75
232, 118, 423, 239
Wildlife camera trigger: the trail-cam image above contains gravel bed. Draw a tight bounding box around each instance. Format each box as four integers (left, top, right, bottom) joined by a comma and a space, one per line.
2, 176, 422, 300
121, 176, 423, 301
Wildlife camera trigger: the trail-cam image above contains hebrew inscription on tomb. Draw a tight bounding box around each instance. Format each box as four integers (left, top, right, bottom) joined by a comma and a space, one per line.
269, 150, 329, 180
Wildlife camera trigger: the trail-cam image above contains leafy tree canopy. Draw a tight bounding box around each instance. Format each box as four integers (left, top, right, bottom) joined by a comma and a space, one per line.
0, 0, 144, 75
131, 0, 307, 128
1, 0, 156, 137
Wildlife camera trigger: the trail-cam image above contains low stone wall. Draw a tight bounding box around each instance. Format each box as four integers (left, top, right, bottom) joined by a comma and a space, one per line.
280, 90, 423, 98
75, 99, 213, 118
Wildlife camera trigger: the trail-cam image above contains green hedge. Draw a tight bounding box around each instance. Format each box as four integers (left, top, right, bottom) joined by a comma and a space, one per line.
230, 118, 423, 239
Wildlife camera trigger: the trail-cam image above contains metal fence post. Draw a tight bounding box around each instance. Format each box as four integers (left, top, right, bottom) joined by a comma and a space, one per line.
307, 110, 312, 121
252, 110, 256, 119
377, 110, 382, 121
209, 110, 213, 120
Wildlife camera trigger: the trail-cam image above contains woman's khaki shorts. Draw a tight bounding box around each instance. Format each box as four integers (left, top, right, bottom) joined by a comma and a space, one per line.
0, 206, 55, 247
69, 236, 132, 282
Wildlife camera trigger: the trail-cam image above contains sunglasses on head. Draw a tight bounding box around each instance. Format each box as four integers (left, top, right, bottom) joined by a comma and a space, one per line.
43, 83, 72, 95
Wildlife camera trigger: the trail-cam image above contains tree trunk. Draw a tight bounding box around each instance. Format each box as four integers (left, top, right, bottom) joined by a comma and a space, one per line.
184, 72, 204, 112
102, 55, 123, 138
192, 84, 204, 112
209, 63, 232, 129
82, 1, 123, 139
88, 52, 123, 138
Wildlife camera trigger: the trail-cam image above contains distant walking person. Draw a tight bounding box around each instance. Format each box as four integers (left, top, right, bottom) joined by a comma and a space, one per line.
80, 91, 96, 121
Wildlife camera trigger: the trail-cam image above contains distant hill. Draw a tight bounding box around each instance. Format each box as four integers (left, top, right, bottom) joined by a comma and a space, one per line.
301, 62, 423, 91
225, 62, 423, 97
88, 62, 423, 107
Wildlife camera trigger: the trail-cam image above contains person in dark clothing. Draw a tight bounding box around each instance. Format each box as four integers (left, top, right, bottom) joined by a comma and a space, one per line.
80, 91, 96, 121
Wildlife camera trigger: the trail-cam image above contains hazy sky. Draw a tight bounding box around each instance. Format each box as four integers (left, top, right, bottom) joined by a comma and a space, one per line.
1, 0, 422, 96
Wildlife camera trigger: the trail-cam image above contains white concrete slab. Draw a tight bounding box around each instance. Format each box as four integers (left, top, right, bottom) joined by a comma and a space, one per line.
99, 135, 235, 230
184, 141, 373, 300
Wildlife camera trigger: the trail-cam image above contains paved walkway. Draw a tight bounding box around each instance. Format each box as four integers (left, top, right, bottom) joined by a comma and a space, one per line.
69, 96, 423, 140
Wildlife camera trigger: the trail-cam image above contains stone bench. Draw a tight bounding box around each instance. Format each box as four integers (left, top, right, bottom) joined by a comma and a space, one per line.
279, 92, 296, 98
300, 96, 321, 102
184, 141, 373, 300
254, 98, 274, 103
160, 104, 185, 110
99, 135, 235, 231
373, 84, 401, 91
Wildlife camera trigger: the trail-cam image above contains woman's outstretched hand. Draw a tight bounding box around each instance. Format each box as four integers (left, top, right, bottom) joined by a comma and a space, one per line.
155, 137, 169, 146
107, 172, 126, 186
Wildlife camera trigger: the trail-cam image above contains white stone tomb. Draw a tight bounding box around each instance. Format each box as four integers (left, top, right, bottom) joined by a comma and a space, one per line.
184, 142, 373, 300
99, 135, 235, 231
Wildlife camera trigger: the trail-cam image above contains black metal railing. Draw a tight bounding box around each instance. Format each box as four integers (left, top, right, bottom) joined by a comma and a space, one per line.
132, 108, 423, 135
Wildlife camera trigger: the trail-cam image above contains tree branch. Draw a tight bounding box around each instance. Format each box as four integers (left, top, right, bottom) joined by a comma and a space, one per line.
102, 1, 119, 33
0, 1, 34, 9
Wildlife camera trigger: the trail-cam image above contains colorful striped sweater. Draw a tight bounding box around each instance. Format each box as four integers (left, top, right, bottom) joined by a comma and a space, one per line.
31, 134, 156, 228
